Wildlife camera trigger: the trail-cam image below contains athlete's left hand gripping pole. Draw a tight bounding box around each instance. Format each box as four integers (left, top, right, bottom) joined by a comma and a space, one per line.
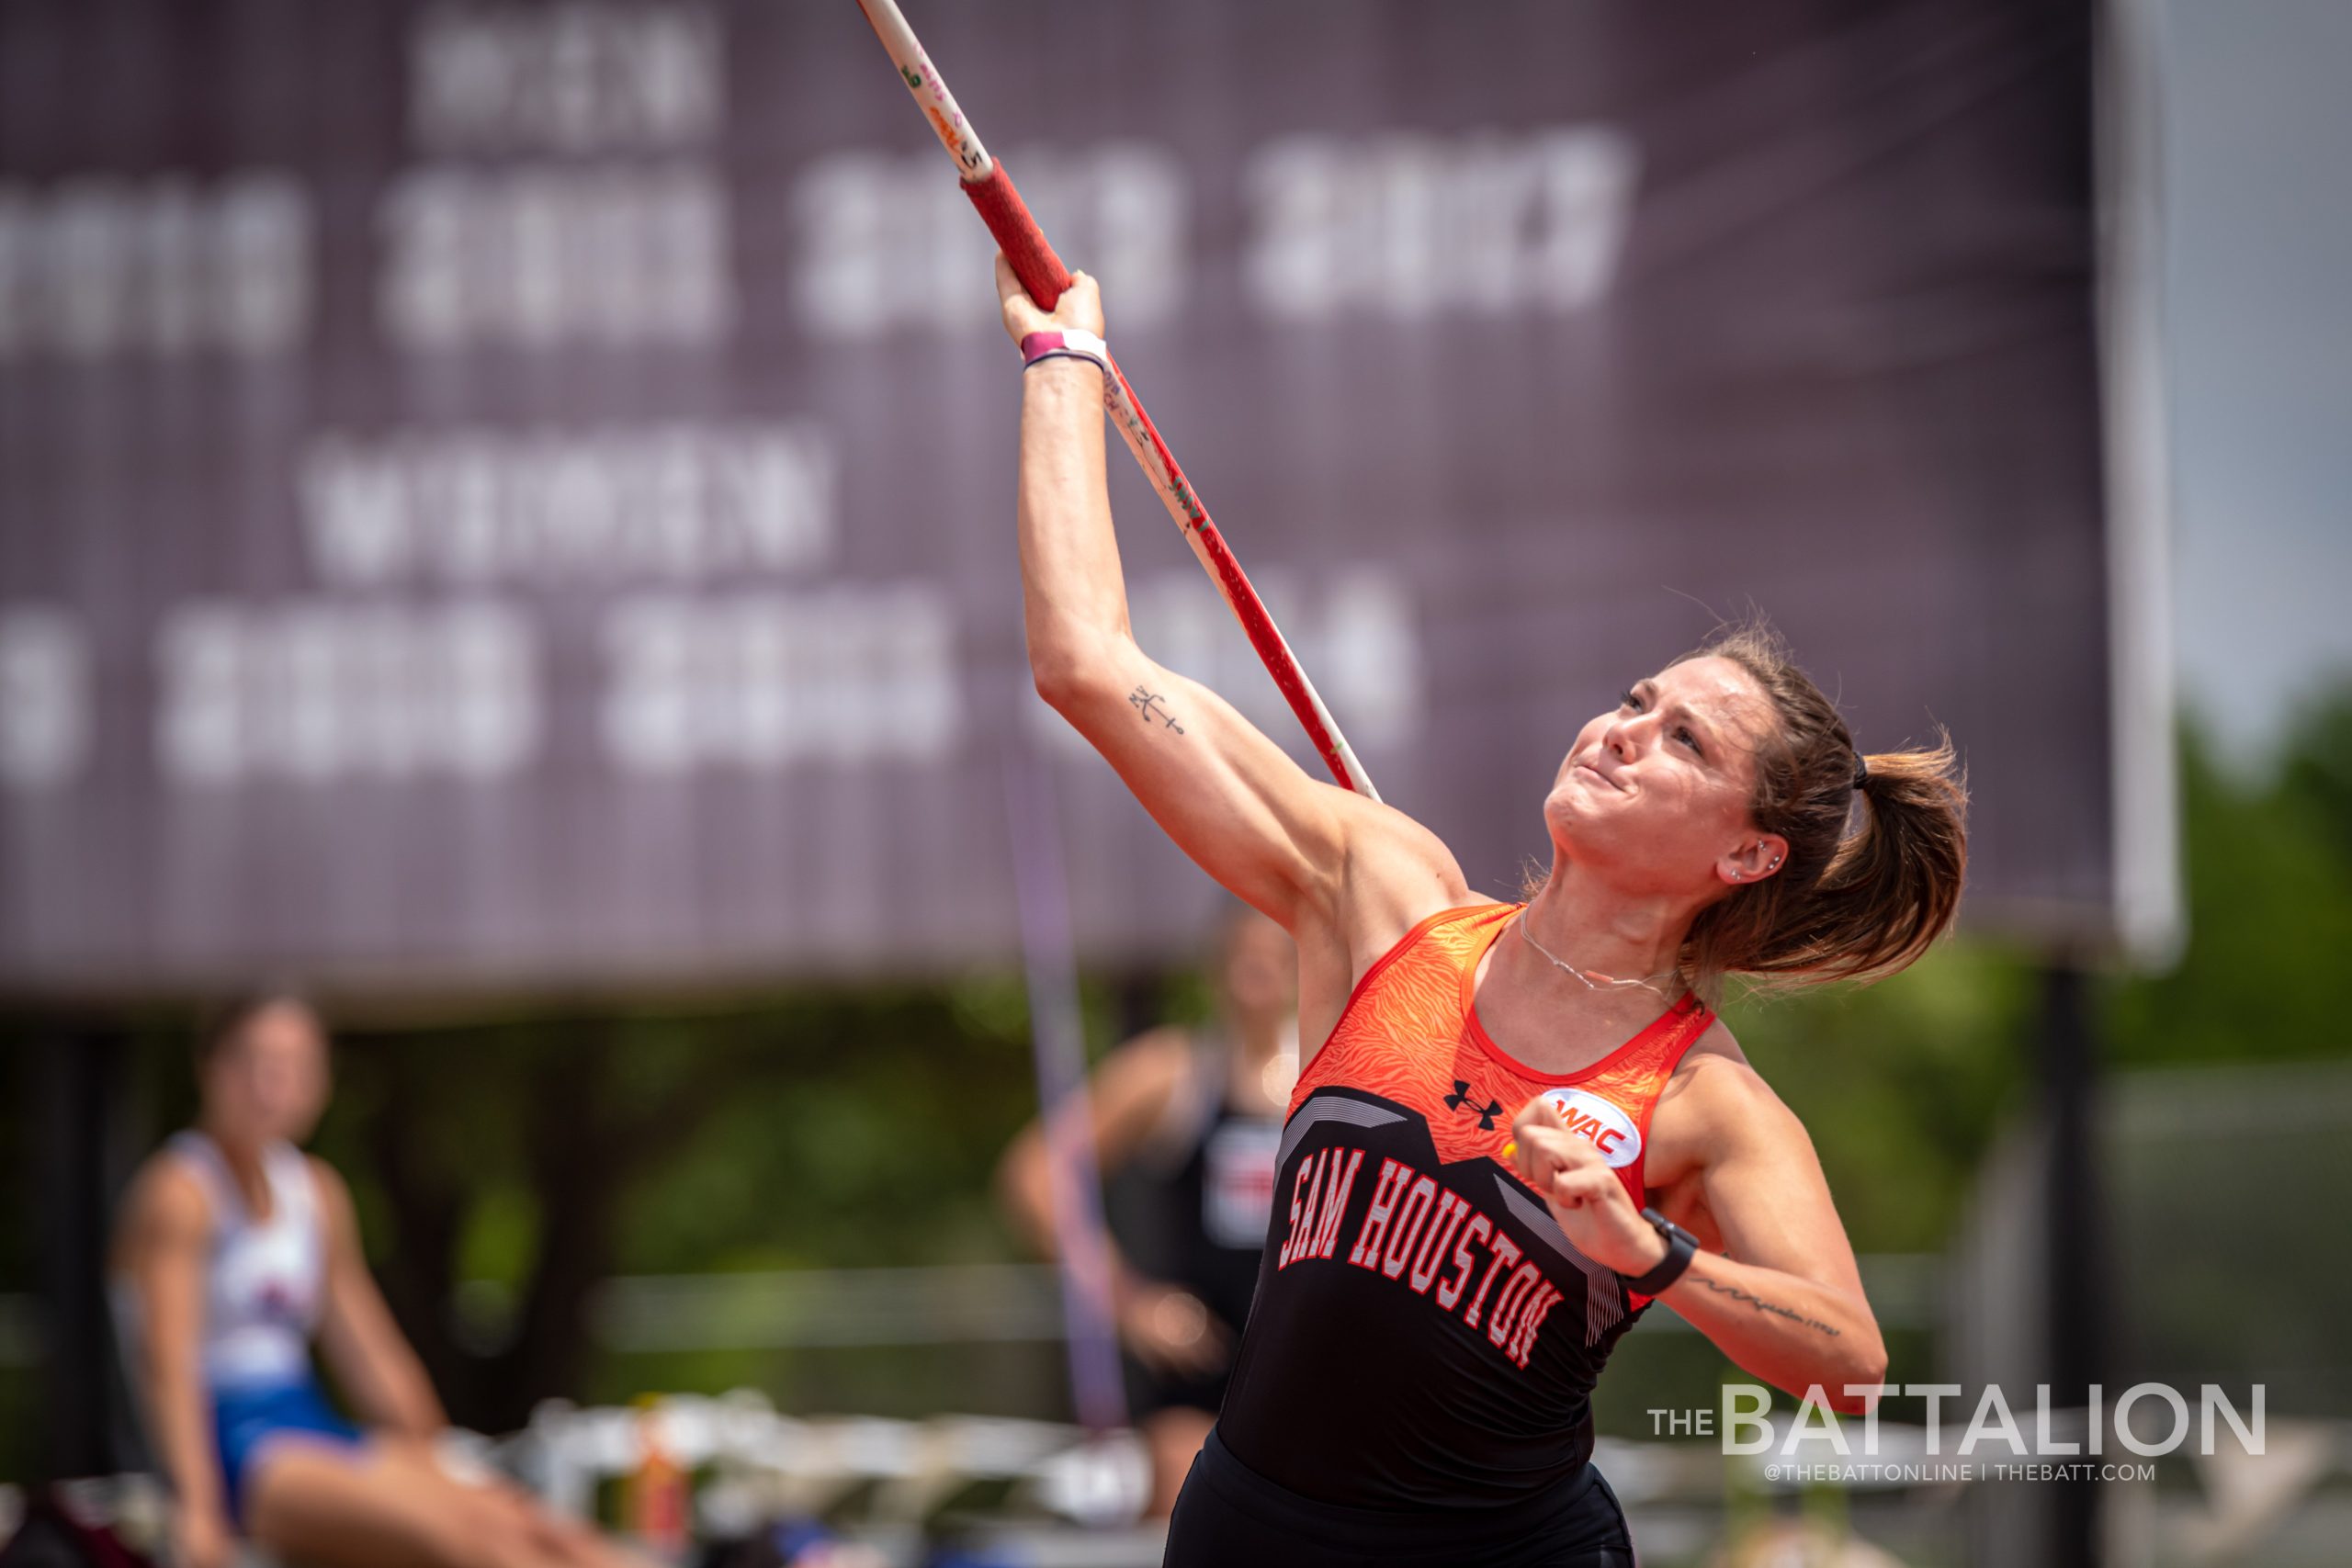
852, 0, 1381, 801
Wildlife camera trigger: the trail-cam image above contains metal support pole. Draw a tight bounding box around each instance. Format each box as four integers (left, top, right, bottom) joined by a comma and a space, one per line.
32, 1021, 130, 1478
2039, 963, 2106, 1566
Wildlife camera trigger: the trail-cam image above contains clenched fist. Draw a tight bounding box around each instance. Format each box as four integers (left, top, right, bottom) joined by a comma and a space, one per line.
1509, 1094, 1669, 1279
996, 253, 1104, 348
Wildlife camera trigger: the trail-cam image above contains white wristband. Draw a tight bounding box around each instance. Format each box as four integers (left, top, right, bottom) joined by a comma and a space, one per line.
1019, 329, 1109, 373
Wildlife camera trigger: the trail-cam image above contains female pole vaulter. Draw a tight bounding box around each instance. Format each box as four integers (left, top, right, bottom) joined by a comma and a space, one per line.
995, 257, 1967, 1566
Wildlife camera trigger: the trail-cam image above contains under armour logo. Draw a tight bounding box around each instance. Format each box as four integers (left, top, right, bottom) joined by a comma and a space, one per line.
1445, 1081, 1504, 1130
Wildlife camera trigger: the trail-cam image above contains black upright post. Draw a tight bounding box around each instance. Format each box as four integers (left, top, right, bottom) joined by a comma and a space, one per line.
33, 1021, 128, 1479
2039, 964, 2106, 1566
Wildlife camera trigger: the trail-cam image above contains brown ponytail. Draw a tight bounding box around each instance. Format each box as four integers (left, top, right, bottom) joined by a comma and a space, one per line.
1672, 622, 1969, 1001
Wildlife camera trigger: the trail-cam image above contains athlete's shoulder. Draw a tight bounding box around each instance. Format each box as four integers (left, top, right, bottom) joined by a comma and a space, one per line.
303, 1152, 353, 1203
118, 1148, 212, 1252
1646, 1021, 1811, 1181
1075, 1027, 1201, 1162
1330, 793, 1476, 930
1339, 894, 1512, 999
1678, 1014, 1752, 1075
305, 1155, 379, 1271
1663, 1020, 1787, 1115
1092, 1026, 1196, 1108
1382, 894, 1516, 941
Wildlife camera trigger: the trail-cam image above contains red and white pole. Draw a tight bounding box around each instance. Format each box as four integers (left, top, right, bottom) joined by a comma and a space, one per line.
853, 0, 1380, 800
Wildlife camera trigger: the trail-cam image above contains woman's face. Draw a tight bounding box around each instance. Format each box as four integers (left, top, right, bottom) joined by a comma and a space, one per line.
1544, 656, 1785, 897
201, 1001, 331, 1147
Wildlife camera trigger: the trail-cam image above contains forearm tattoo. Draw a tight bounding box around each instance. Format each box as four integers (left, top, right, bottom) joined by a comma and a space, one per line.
1686, 1273, 1842, 1338
1127, 686, 1184, 734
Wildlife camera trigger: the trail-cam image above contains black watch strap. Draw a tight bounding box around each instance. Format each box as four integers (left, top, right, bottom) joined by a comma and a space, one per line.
1620, 1206, 1698, 1296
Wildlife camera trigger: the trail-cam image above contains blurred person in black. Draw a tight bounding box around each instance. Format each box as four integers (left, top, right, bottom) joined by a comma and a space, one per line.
110, 992, 650, 1568
999, 907, 1298, 1517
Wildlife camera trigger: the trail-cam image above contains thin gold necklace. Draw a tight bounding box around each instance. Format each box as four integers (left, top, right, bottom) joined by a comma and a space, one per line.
1515, 912, 1680, 1001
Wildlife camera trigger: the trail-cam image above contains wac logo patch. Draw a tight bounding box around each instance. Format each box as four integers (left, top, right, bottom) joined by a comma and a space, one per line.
1538, 1088, 1642, 1169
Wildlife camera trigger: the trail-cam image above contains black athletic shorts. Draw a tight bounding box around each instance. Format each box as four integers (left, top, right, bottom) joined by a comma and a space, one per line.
1163, 1427, 1636, 1567
1125, 1346, 1230, 1424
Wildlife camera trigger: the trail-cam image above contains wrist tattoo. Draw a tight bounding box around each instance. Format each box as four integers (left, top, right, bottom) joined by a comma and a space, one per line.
1127, 686, 1184, 733
1687, 1274, 1842, 1338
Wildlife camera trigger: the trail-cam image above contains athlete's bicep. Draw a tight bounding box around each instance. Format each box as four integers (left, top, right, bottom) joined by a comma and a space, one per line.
1681, 1062, 1867, 1302
120, 1165, 210, 1374
1037, 632, 1454, 933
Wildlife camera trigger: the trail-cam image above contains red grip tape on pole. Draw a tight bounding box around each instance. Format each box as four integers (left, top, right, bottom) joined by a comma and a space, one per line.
964, 163, 1072, 310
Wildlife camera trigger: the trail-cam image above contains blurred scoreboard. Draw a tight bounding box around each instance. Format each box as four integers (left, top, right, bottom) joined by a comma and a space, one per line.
0, 0, 2167, 992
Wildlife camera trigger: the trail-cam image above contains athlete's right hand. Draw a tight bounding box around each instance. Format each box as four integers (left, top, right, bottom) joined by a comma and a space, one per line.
996, 253, 1105, 348
173, 1502, 235, 1568
1116, 1282, 1234, 1377
1510, 1095, 1667, 1279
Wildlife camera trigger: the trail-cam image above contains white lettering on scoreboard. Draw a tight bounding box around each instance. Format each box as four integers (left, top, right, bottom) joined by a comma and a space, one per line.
602, 588, 960, 773
0, 606, 90, 789
411, 2, 723, 153
379, 164, 733, 349
0, 175, 311, 359
156, 602, 539, 784
1244, 129, 1640, 319
302, 423, 836, 588
795, 145, 1187, 338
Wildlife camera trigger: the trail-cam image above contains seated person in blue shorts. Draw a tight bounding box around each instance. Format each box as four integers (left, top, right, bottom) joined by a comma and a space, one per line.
112, 991, 647, 1568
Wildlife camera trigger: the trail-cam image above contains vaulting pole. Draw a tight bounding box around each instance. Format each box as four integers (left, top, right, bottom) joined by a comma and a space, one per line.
852, 0, 1379, 799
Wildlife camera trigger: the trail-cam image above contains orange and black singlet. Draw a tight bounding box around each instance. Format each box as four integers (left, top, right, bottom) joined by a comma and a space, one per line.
1214, 902, 1713, 1511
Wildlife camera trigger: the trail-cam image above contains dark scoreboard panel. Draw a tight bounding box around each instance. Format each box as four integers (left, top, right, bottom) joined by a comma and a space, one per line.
0, 0, 2134, 991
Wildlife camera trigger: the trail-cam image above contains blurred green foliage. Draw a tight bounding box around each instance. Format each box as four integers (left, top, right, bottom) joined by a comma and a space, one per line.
2109, 694, 2352, 1067
6, 692, 2350, 1475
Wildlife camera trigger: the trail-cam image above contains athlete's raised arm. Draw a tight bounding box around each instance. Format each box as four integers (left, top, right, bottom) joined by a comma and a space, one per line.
998, 256, 1464, 1007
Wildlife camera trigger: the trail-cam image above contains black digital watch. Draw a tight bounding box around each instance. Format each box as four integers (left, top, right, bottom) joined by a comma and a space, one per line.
1619, 1206, 1699, 1296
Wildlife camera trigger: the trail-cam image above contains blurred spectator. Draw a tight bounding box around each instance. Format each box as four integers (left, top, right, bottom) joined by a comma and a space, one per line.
108, 992, 649, 1568
998, 908, 1298, 1517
